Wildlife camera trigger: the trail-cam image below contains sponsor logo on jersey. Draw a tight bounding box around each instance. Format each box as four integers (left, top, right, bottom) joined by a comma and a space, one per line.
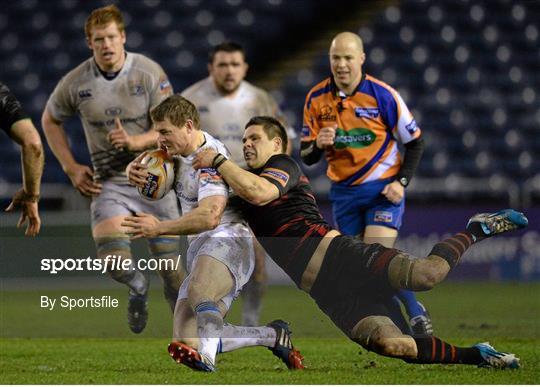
334, 128, 376, 149
78, 89, 92, 99
105, 107, 122, 116
405, 119, 418, 134
175, 182, 198, 203
200, 167, 223, 187
354, 107, 380, 118
159, 79, 172, 94
261, 168, 289, 187
374, 211, 393, 223
200, 167, 219, 176
317, 105, 336, 121
301, 125, 310, 138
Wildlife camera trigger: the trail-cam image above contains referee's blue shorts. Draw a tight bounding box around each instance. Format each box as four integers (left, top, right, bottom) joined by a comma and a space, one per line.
329, 177, 405, 235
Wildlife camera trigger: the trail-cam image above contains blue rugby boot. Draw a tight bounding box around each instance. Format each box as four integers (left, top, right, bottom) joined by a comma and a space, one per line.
474, 342, 520, 369
467, 209, 528, 240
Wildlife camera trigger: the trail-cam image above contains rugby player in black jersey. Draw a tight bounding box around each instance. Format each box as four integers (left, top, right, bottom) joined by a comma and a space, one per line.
1, 82, 44, 236
193, 116, 527, 369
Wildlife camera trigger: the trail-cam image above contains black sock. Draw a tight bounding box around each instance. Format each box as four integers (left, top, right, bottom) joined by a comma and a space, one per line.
428, 231, 474, 268
405, 336, 483, 365
466, 221, 488, 241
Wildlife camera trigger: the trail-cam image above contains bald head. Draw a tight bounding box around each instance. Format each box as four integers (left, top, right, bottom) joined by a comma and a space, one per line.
329, 32, 366, 94
330, 32, 364, 55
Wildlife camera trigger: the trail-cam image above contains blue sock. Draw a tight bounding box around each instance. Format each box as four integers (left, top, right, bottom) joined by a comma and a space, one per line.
396, 290, 425, 319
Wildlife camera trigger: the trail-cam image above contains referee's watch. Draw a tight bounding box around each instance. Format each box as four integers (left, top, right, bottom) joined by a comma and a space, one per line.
398, 176, 409, 188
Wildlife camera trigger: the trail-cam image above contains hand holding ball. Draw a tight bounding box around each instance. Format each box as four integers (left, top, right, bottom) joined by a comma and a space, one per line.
134, 149, 174, 200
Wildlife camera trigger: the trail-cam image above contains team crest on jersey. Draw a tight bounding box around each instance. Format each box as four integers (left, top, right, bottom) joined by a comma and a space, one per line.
405, 119, 418, 134
317, 105, 336, 121
105, 107, 122, 116
354, 107, 380, 119
78, 89, 92, 99
301, 125, 310, 138
261, 168, 289, 187
129, 83, 144, 96
374, 211, 393, 223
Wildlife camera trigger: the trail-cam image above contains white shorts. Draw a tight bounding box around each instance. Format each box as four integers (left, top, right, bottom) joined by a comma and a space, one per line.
178, 222, 255, 309
90, 181, 180, 227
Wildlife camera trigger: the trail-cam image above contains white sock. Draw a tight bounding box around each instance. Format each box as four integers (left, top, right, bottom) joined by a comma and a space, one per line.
219, 324, 276, 353
195, 301, 223, 364
127, 270, 148, 295
199, 337, 219, 364
112, 262, 147, 295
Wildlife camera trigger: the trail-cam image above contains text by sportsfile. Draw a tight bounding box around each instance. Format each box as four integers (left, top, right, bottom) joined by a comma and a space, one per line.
40, 255, 182, 274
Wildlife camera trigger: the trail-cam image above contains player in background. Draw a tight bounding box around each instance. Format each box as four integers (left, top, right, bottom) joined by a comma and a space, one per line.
182, 42, 295, 326
41, 5, 183, 333
122, 95, 304, 372
193, 116, 525, 370
300, 32, 431, 334
1, 82, 44, 236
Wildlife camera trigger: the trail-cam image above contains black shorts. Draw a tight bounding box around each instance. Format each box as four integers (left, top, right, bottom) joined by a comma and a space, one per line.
309, 235, 401, 337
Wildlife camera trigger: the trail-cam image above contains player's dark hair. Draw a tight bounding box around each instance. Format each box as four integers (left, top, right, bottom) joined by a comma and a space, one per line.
85, 4, 125, 39
245, 116, 288, 153
209, 41, 246, 63
151, 94, 201, 130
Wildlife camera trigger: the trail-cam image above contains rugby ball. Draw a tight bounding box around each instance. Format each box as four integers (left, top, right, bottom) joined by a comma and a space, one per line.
137, 149, 175, 200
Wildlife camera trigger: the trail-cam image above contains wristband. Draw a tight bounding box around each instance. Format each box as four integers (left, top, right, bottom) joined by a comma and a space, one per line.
214, 155, 228, 169
212, 153, 227, 169
14, 189, 40, 203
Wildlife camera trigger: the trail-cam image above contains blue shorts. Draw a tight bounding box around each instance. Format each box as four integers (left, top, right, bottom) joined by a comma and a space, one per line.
329, 178, 405, 235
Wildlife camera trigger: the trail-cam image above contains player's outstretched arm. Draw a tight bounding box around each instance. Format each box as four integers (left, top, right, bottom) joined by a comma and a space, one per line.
193, 149, 280, 206
5, 119, 44, 236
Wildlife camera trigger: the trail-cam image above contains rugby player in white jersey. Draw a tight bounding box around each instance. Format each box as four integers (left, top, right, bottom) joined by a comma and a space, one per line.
122, 95, 303, 372
41, 5, 183, 333
182, 42, 295, 326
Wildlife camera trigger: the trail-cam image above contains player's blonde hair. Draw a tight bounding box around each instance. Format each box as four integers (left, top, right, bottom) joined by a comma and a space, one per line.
151, 95, 201, 130
85, 4, 125, 39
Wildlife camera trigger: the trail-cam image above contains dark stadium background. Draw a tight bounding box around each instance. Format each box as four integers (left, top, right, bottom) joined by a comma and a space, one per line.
1, 0, 539, 285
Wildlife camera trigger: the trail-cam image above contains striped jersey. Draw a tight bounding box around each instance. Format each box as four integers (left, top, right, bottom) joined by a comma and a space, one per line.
45, 52, 173, 183
302, 74, 421, 186
182, 77, 293, 167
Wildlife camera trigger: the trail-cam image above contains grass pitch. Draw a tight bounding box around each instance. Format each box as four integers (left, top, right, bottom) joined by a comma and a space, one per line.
1, 282, 539, 384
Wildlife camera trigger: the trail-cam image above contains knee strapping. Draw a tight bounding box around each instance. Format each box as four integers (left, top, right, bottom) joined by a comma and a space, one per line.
395, 254, 416, 290
148, 236, 180, 257
95, 236, 131, 258
352, 316, 395, 350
